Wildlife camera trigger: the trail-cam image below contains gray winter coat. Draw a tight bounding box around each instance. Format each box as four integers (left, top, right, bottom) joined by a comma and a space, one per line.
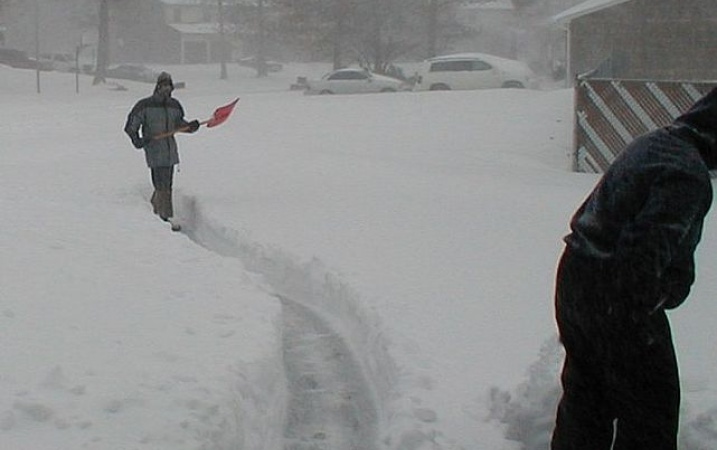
124, 93, 192, 168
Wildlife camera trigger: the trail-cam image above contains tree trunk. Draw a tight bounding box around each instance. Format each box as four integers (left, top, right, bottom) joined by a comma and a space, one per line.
331, 0, 346, 70
369, 0, 383, 71
93, 0, 109, 85
218, 0, 228, 79
426, 0, 438, 58
256, 0, 268, 78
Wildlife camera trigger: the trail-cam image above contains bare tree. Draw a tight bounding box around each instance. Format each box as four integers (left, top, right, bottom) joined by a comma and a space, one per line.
274, 0, 360, 68
328, 0, 361, 69
229, 0, 275, 77
352, 0, 423, 73
426, 0, 439, 58
274, 0, 466, 71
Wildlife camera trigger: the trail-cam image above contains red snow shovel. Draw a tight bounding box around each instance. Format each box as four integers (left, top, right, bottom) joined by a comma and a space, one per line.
153, 98, 239, 140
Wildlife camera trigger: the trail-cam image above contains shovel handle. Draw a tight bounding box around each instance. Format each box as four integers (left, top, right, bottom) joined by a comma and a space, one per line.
152, 119, 209, 140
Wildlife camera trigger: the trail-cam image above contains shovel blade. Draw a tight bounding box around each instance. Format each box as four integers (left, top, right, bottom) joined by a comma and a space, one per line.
206, 98, 239, 128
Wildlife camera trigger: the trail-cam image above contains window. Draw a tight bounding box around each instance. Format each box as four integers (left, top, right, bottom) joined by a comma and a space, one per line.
430, 59, 492, 72
328, 71, 368, 81
471, 60, 492, 71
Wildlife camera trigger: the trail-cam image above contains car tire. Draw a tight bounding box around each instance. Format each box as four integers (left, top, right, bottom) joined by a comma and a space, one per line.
502, 80, 525, 88
429, 84, 450, 91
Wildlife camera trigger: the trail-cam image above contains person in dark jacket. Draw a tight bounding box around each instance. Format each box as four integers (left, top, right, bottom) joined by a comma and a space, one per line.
124, 72, 199, 227
551, 88, 717, 450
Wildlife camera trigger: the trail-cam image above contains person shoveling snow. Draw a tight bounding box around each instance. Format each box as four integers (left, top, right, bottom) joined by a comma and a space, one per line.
124, 71, 238, 231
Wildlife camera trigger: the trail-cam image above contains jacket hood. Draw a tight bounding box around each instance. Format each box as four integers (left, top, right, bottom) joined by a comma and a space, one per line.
674, 88, 717, 170
674, 87, 717, 167
154, 71, 174, 97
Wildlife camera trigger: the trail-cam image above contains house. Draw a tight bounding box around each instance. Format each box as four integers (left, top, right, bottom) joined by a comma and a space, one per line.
553, 0, 717, 82
559, 1, 717, 172
113, 0, 238, 65
1, 0, 237, 66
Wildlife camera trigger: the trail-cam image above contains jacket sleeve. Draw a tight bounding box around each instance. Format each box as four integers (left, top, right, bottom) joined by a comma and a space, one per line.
124, 102, 145, 149
172, 100, 188, 129
613, 169, 709, 310
660, 253, 695, 309
160, 99, 196, 134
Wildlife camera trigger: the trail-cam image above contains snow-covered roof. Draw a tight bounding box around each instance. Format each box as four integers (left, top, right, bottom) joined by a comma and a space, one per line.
553, 0, 632, 24
462, 0, 514, 11
428, 52, 519, 63
160, 0, 241, 5
160, 0, 206, 5
169, 22, 237, 35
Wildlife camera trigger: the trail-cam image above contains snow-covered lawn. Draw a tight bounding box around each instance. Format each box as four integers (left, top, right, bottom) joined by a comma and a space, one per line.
2, 63, 717, 450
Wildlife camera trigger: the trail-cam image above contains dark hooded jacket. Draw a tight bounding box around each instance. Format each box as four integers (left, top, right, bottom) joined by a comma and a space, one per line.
564, 88, 717, 311
124, 73, 193, 168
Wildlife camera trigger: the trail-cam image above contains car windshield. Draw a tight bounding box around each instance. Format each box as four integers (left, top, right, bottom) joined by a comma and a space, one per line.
430, 60, 492, 72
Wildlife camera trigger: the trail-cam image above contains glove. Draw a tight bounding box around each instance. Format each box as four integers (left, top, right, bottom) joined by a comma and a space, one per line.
187, 120, 200, 133
132, 135, 151, 149
660, 280, 691, 310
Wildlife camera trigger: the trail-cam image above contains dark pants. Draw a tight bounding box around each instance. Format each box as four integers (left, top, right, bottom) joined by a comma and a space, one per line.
150, 166, 174, 220
551, 248, 680, 450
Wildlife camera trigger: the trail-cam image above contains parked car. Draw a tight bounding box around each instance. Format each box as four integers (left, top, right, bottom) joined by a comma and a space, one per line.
304, 68, 403, 95
106, 64, 161, 83
39, 52, 77, 72
237, 56, 283, 72
0, 47, 50, 70
413, 53, 537, 91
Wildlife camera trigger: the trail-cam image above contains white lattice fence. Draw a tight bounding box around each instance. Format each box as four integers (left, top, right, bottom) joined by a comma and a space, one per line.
574, 79, 717, 173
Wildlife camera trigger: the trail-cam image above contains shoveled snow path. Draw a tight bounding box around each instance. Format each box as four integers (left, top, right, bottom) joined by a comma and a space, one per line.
176, 195, 381, 450
280, 295, 378, 450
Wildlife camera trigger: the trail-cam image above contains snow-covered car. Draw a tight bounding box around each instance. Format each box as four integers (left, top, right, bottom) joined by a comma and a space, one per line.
106, 64, 161, 83
237, 56, 283, 72
413, 53, 537, 91
39, 53, 77, 72
304, 68, 403, 95
0, 48, 50, 70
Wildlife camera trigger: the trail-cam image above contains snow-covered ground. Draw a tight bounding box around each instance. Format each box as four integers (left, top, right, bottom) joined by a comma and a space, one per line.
2, 62, 717, 450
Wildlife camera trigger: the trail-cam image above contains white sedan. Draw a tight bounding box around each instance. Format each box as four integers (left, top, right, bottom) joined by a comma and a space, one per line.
304, 68, 403, 95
